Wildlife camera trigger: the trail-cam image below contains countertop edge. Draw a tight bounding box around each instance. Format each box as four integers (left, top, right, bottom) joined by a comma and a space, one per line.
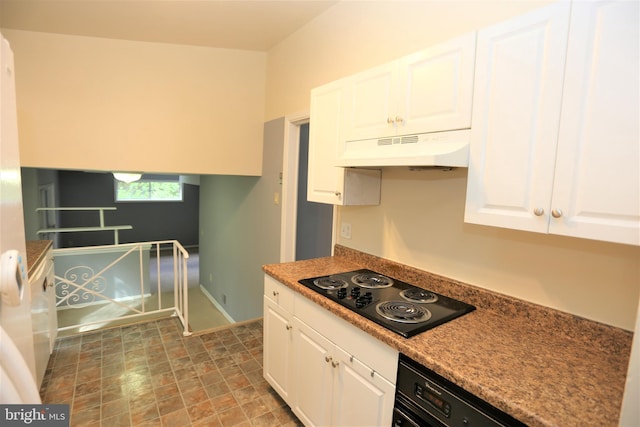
26, 240, 53, 275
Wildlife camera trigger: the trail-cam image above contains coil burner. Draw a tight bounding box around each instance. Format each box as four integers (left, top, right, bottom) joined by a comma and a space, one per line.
400, 288, 438, 304
351, 272, 394, 288
313, 277, 348, 290
376, 301, 432, 323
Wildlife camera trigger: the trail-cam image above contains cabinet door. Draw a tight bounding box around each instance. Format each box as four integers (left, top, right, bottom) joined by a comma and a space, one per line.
308, 82, 382, 206
292, 318, 334, 427
45, 259, 57, 353
332, 346, 395, 427
464, 1, 571, 232
549, 0, 639, 245
308, 81, 346, 204
263, 297, 294, 405
344, 62, 398, 143
397, 32, 476, 136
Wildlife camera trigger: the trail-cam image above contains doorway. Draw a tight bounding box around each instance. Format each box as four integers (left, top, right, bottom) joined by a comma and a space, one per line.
295, 123, 333, 260
280, 114, 335, 262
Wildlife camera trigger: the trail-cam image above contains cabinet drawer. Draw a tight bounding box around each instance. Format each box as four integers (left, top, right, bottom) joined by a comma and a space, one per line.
264, 275, 294, 313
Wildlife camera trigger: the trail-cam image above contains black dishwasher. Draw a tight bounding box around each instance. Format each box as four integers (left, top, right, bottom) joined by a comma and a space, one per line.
393, 354, 528, 427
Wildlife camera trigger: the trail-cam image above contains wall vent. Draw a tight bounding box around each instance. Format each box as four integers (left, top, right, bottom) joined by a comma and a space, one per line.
401, 135, 419, 144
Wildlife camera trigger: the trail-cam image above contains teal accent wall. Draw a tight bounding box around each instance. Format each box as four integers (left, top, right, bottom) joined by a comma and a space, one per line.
199, 118, 284, 321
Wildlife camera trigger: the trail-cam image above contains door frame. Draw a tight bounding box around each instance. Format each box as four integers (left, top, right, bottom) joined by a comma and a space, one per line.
280, 112, 337, 262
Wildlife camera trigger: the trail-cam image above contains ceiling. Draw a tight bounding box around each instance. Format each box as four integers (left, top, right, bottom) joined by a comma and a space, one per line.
0, 0, 339, 51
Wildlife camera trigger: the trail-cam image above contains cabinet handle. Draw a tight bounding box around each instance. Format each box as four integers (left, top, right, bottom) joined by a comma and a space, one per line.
551, 209, 563, 218
386, 117, 395, 124
285, 325, 292, 330
334, 191, 341, 197
533, 207, 544, 216
325, 355, 332, 363
395, 116, 404, 124
350, 355, 354, 363
370, 370, 375, 378
331, 361, 339, 368
272, 290, 278, 297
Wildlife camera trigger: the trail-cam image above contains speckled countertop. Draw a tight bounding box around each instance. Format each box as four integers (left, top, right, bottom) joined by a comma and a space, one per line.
262, 245, 633, 427
26, 240, 53, 275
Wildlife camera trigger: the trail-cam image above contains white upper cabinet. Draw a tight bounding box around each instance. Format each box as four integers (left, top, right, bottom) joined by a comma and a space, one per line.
465, 1, 570, 233
344, 32, 477, 142
307, 80, 381, 205
465, 0, 639, 246
549, 0, 639, 245
343, 61, 397, 142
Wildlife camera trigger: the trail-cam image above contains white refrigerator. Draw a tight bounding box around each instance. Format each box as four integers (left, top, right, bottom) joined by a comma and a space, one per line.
0, 33, 41, 404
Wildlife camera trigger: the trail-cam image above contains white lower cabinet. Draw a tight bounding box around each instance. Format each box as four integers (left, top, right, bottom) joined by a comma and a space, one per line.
291, 318, 334, 426
263, 275, 398, 427
263, 277, 295, 405
293, 318, 395, 427
263, 296, 294, 404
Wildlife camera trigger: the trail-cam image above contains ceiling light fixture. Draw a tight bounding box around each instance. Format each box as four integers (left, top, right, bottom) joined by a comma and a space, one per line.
113, 172, 143, 183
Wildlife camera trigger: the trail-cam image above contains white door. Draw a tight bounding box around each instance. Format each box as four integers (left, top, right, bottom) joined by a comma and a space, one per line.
397, 32, 476, 136
263, 297, 293, 404
464, 1, 571, 232
548, 0, 640, 245
292, 318, 334, 427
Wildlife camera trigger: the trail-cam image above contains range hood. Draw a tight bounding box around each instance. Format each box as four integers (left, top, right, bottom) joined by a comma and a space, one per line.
335, 129, 470, 168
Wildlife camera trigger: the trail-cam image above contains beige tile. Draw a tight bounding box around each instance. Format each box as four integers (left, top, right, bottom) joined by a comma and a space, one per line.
240, 397, 270, 419
72, 391, 101, 413
157, 394, 185, 417
187, 399, 216, 423
130, 402, 160, 424
101, 397, 129, 419
102, 411, 132, 427
182, 386, 209, 407
205, 380, 231, 399
217, 406, 248, 427
160, 407, 191, 426
210, 392, 239, 413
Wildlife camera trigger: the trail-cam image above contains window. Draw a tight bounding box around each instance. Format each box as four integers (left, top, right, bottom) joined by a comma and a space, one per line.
115, 176, 183, 202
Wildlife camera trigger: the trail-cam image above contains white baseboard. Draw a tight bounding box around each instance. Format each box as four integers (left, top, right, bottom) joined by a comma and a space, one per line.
199, 285, 235, 323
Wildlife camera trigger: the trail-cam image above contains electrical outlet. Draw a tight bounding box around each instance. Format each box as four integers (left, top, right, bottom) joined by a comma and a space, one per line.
341, 223, 352, 239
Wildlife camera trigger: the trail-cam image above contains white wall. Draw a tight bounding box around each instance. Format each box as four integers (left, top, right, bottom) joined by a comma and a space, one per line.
3, 29, 266, 176
265, 0, 553, 120
265, 0, 640, 330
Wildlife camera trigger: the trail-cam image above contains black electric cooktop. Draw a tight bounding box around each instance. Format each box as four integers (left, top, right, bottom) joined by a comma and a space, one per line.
298, 269, 475, 338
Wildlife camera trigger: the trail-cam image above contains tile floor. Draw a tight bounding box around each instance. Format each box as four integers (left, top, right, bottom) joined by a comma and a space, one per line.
39, 318, 302, 426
